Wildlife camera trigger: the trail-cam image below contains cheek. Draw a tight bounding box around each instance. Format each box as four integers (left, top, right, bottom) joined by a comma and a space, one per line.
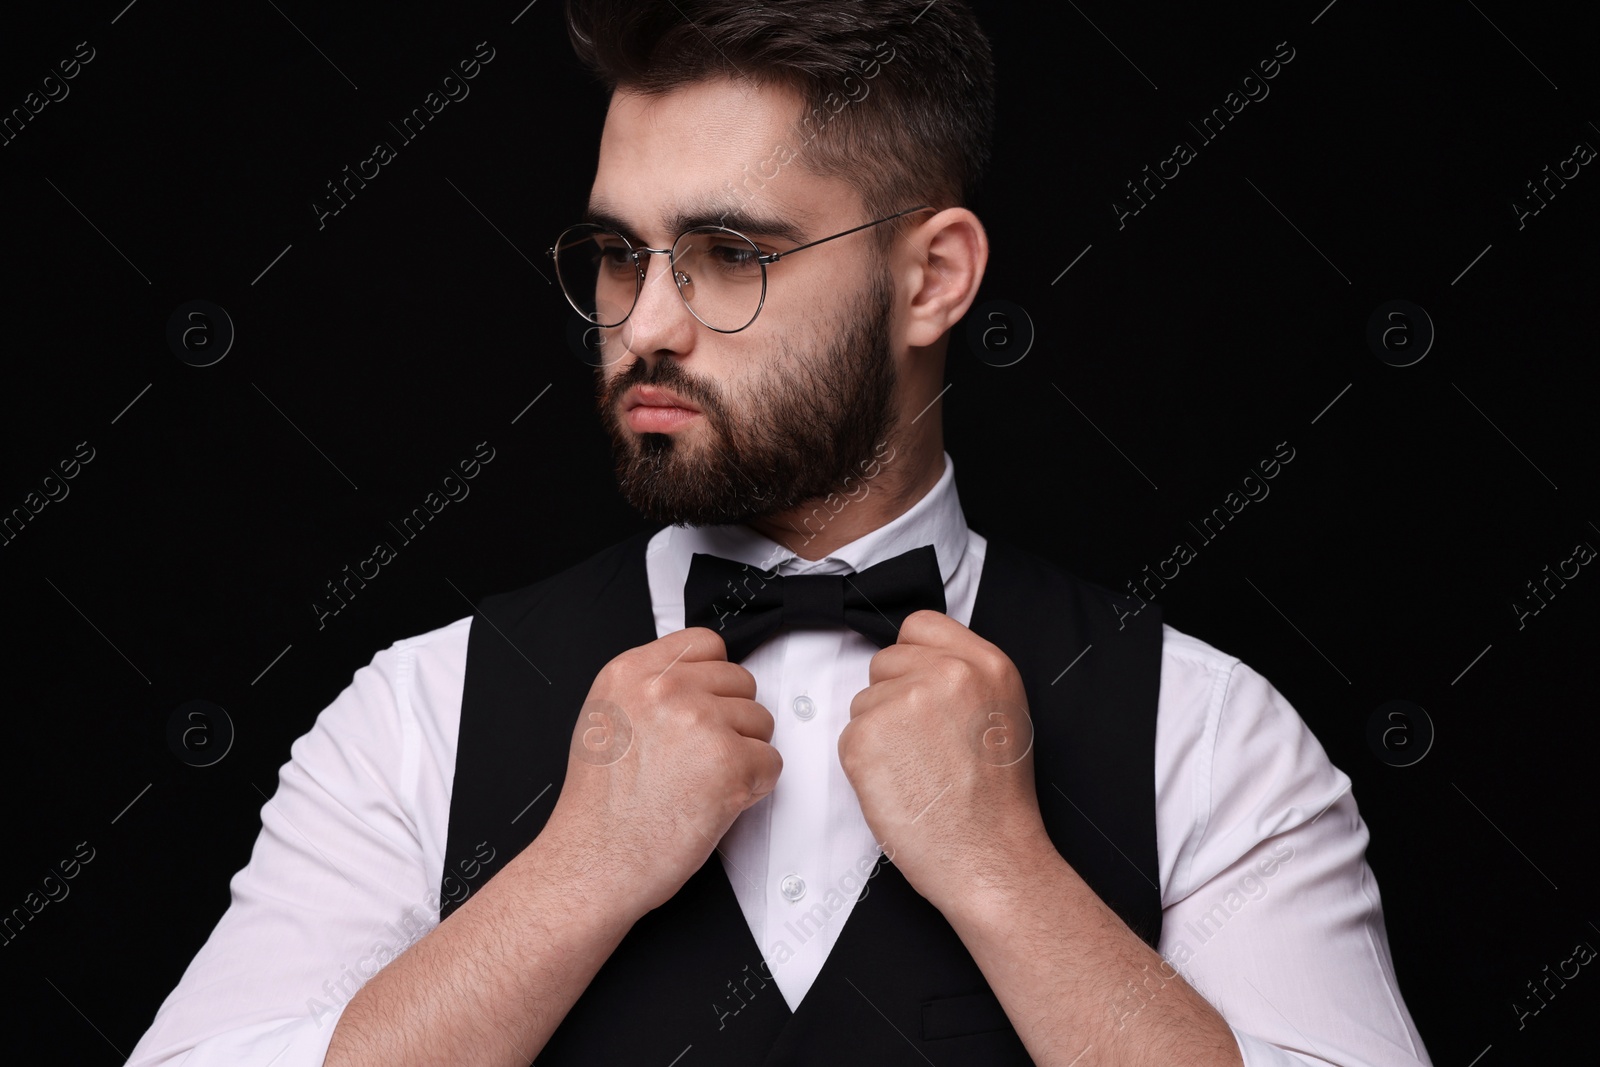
595, 369, 619, 405
707, 369, 756, 419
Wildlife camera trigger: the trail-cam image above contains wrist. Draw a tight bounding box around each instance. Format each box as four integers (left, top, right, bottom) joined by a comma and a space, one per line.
932, 825, 1065, 925
525, 817, 654, 931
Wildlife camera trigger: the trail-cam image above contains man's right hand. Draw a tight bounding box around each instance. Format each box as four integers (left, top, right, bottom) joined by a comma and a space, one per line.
541, 626, 780, 918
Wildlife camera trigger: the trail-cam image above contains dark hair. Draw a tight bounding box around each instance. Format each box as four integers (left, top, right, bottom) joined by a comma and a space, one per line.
564, 0, 995, 232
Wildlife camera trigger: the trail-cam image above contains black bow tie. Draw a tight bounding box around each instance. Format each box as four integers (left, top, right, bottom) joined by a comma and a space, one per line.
683, 545, 947, 662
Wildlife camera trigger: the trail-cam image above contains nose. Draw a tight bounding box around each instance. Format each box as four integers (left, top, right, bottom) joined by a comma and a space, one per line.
622, 248, 698, 361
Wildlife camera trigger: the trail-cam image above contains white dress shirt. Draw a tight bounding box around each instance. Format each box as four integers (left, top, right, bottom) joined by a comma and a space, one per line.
126, 453, 1432, 1066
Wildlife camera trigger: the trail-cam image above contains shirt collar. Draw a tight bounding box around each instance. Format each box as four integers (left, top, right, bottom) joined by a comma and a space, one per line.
663, 451, 967, 585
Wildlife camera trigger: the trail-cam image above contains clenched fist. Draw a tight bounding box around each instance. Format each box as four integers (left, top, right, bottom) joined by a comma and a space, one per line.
840, 609, 1051, 916
541, 627, 782, 919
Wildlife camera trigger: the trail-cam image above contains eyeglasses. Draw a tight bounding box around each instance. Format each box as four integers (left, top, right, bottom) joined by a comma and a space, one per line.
547, 204, 932, 334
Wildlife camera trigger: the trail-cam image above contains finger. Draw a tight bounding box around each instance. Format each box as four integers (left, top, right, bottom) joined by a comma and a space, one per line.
894, 608, 964, 648
848, 676, 911, 720
734, 735, 783, 808
848, 684, 875, 722
668, 626, 737, 663
654, 659, 757, 699
866, 642, 923, 685
854, 673, 937, 721
714, 696, 776, 743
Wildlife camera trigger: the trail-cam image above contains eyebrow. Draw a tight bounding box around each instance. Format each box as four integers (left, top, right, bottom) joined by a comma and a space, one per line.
582, 198, 811, 246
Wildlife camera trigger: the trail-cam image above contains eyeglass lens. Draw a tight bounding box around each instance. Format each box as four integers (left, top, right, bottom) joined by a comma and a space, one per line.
552, 224, 767, 332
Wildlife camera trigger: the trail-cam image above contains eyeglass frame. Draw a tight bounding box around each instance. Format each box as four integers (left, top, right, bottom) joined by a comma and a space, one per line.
546, 203, 934, 334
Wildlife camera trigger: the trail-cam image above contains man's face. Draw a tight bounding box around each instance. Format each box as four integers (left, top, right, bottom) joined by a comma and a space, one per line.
588, 78, 900, 527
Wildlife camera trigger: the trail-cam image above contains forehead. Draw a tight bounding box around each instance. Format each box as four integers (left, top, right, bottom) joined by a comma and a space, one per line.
590, 78, 857, 238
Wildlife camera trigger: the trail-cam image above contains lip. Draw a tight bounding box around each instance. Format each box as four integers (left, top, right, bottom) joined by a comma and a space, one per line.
622, 384, 702, 432
623, 385, 702, 413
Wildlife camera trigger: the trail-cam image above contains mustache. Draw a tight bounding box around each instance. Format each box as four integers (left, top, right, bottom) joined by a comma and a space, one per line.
598, 356, 724, 417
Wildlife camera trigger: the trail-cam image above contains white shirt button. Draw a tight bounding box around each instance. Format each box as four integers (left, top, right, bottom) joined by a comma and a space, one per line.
779, 874, 806, 901
791, 695, 816, 721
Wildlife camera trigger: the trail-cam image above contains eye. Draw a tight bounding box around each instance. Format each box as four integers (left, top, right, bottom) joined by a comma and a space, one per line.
675, 229, 765, 280
710, 242, 758, 267
595, 240, 635, 272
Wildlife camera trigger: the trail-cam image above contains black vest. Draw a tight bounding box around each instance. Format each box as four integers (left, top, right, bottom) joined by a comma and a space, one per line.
440, 531, 1164, 1065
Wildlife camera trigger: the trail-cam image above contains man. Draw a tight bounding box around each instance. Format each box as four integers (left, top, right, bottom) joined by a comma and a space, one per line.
128, 1, 1432, 1064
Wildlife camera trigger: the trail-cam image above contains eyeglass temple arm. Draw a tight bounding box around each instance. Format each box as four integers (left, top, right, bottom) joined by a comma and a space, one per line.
759, 204, 933, 263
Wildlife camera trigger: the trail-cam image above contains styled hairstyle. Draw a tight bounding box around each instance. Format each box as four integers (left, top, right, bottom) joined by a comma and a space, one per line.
564, 0, 996, 233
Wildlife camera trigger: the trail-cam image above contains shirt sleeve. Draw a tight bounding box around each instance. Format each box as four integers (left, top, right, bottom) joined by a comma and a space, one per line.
124, 618, 471, 1067
1153, 626, 1432, 1066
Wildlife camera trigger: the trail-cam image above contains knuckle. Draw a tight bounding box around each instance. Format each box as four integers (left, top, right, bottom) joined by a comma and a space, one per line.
976, 647, 1010, 678
662, 698, 702, 731
686, 626, 728, 659
943, 656, 977, 688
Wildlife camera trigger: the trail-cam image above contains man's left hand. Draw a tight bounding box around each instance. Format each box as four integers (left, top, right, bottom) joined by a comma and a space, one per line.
840, 609, 1053, 914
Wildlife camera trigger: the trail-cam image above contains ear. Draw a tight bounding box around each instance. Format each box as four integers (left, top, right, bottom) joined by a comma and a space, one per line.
899, 208, 988, 349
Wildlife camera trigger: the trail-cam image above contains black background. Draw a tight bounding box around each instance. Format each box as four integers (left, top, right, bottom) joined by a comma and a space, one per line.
2, 0, 1595, 1061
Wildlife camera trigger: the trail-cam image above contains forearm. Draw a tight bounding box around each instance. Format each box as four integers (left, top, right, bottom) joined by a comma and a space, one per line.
942, 841, 1242, 1067
324, 827, 637, 1067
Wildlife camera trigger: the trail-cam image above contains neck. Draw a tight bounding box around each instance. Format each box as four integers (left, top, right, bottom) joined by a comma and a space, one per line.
744, 426, 944, 561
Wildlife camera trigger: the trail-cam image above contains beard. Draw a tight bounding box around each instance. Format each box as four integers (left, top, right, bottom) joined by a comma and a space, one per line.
595, 269, 897, 527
